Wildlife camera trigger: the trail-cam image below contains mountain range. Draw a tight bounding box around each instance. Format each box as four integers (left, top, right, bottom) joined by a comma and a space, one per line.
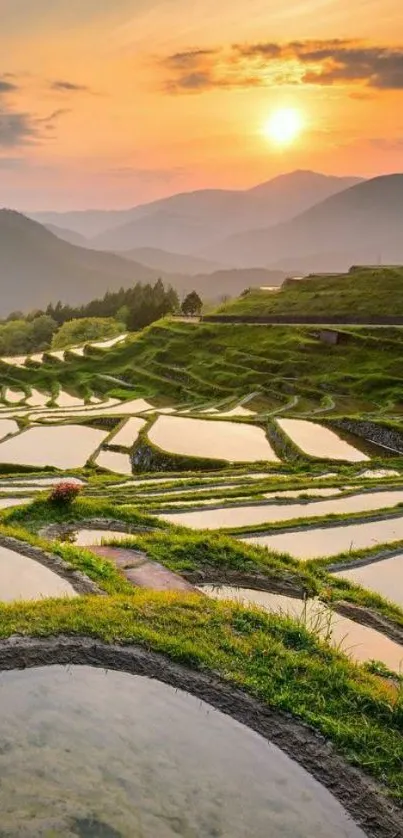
31, 170, 361, 253
204, 174, 403, 270
0, 210, 284, 314
0, 211, 157, 313
2, 170, 403, 315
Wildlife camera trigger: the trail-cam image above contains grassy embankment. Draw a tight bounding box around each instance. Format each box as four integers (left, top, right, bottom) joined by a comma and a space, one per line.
4, 494, 403, 632
215, 266, 403, 318
0, 314, 403, 802
0, 590, 402, 801
2, 318, 403, 416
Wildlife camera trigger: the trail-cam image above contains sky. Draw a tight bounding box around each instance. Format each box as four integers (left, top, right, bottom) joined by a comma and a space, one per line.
1, 0, 403, 209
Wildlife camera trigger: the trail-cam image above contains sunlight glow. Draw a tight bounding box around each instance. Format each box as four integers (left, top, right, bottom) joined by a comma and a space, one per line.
264, 108, 303, 146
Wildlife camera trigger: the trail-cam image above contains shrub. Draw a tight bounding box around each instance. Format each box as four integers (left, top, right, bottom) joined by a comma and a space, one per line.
49, 482, 82, 506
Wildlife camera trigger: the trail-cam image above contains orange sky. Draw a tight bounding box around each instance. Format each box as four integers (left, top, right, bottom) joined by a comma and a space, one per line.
1, 0, 403, 209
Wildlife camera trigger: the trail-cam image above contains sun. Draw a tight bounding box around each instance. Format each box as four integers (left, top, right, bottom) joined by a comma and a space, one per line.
264, 108, 303, 146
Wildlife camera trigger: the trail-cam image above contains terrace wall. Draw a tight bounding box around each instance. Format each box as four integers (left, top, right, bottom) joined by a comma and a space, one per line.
202, 315, 403, 325
329, 418, 403, 454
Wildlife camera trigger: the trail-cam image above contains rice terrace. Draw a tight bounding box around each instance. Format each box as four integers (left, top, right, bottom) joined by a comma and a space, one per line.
0, 265, 402, 835
2, 4, 403, 823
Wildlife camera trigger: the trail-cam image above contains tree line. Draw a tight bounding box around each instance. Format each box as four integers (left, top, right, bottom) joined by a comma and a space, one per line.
44, 279, 179, 331
0, 281, 203, 356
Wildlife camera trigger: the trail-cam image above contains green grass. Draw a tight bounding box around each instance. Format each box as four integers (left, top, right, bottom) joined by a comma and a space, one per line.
103, 528, 317, 589
1, 496, 163, 532
106, 531, 403, 627
6, 494, 403, 627
211, 504, 403, 538
216, 266, 403, 318
0, 523, 133, 596
3, 318, 403, 416
0, 591, 401, 800
1, 315, 403, 807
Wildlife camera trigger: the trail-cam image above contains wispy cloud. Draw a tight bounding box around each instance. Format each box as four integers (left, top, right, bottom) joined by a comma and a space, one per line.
0, 71, 71, 148
0, 105, 67, 148
161, 39, 403, 93
50, 80, 92, 93
0, 79, 19, 93
0, 110, 38, 146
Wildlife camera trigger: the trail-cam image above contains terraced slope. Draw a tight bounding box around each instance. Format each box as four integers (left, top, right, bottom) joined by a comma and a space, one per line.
0, 317, 402, 830
1, 320, 402, 416
215, 266, 403, 318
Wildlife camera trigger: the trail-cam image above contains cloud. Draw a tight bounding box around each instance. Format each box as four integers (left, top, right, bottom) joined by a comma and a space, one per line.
0, 71, 64, 148
161, 39, 403, 93
0, 110, 38, 147
164, 49, 218, 70
0, 79, 18, 93
0, 107, 66, 148
50, 79, 91, 93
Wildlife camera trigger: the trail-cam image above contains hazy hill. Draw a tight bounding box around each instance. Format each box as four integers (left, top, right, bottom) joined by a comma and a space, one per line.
170, 268, 286, 300
91, 171, 361, 254
31, 208, 131, 239
215, 266, 403, 318
204, 174, 403, 269
0, 210, 159, 314
0, 211, 285, 314
45, 223, 89, 247
118, 247, 225, 275
31, 171, 361, 252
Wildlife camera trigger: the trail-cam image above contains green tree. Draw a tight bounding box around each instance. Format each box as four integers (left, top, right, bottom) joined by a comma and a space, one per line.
29, 315, 58, 350
51, 317, 122, 350
181, 291, 202, 316
6, 310, 24, 322
116, 305, 130, 326
0, 320, 32, 354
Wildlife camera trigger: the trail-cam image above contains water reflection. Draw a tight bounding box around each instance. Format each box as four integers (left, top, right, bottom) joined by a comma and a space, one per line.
0, 665, 367, 837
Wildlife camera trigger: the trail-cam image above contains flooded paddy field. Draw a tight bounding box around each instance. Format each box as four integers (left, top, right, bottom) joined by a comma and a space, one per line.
0, 665, 368, 838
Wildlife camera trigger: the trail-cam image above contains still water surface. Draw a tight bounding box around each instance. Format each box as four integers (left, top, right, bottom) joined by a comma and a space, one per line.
0, 665, 367, 837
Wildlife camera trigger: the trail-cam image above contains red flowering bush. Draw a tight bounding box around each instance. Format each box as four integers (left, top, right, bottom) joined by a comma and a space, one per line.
49, 482, 82, 506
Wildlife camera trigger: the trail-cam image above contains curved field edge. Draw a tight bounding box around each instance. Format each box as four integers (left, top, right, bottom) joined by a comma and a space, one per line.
4, 498, 403, 632
0, 593, 401, 809
2, 320, 403, 421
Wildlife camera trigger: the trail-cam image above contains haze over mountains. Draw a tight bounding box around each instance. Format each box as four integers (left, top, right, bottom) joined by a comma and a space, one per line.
118, 248, 225, 276
2, 169, 403, 316
205, 174, 403, 271
32, 170, 361, 253
0, 210, 284, 315
0, 211, 157, 313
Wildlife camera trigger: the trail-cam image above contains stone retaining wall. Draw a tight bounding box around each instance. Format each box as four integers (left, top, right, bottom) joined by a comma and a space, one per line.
329, 418, 403, 454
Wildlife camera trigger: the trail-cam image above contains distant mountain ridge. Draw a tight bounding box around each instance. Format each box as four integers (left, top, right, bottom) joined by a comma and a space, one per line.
45, 223, 89, 247
0, 210, 283, 315
0, 210, 158, 314
30, 171, 362, 255
203, 174, 403, 271
9, 171, 403, 314
119, 247, 226, 275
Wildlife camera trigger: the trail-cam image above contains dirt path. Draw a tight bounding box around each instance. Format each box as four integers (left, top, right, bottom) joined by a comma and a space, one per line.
90, 544, 199, 593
